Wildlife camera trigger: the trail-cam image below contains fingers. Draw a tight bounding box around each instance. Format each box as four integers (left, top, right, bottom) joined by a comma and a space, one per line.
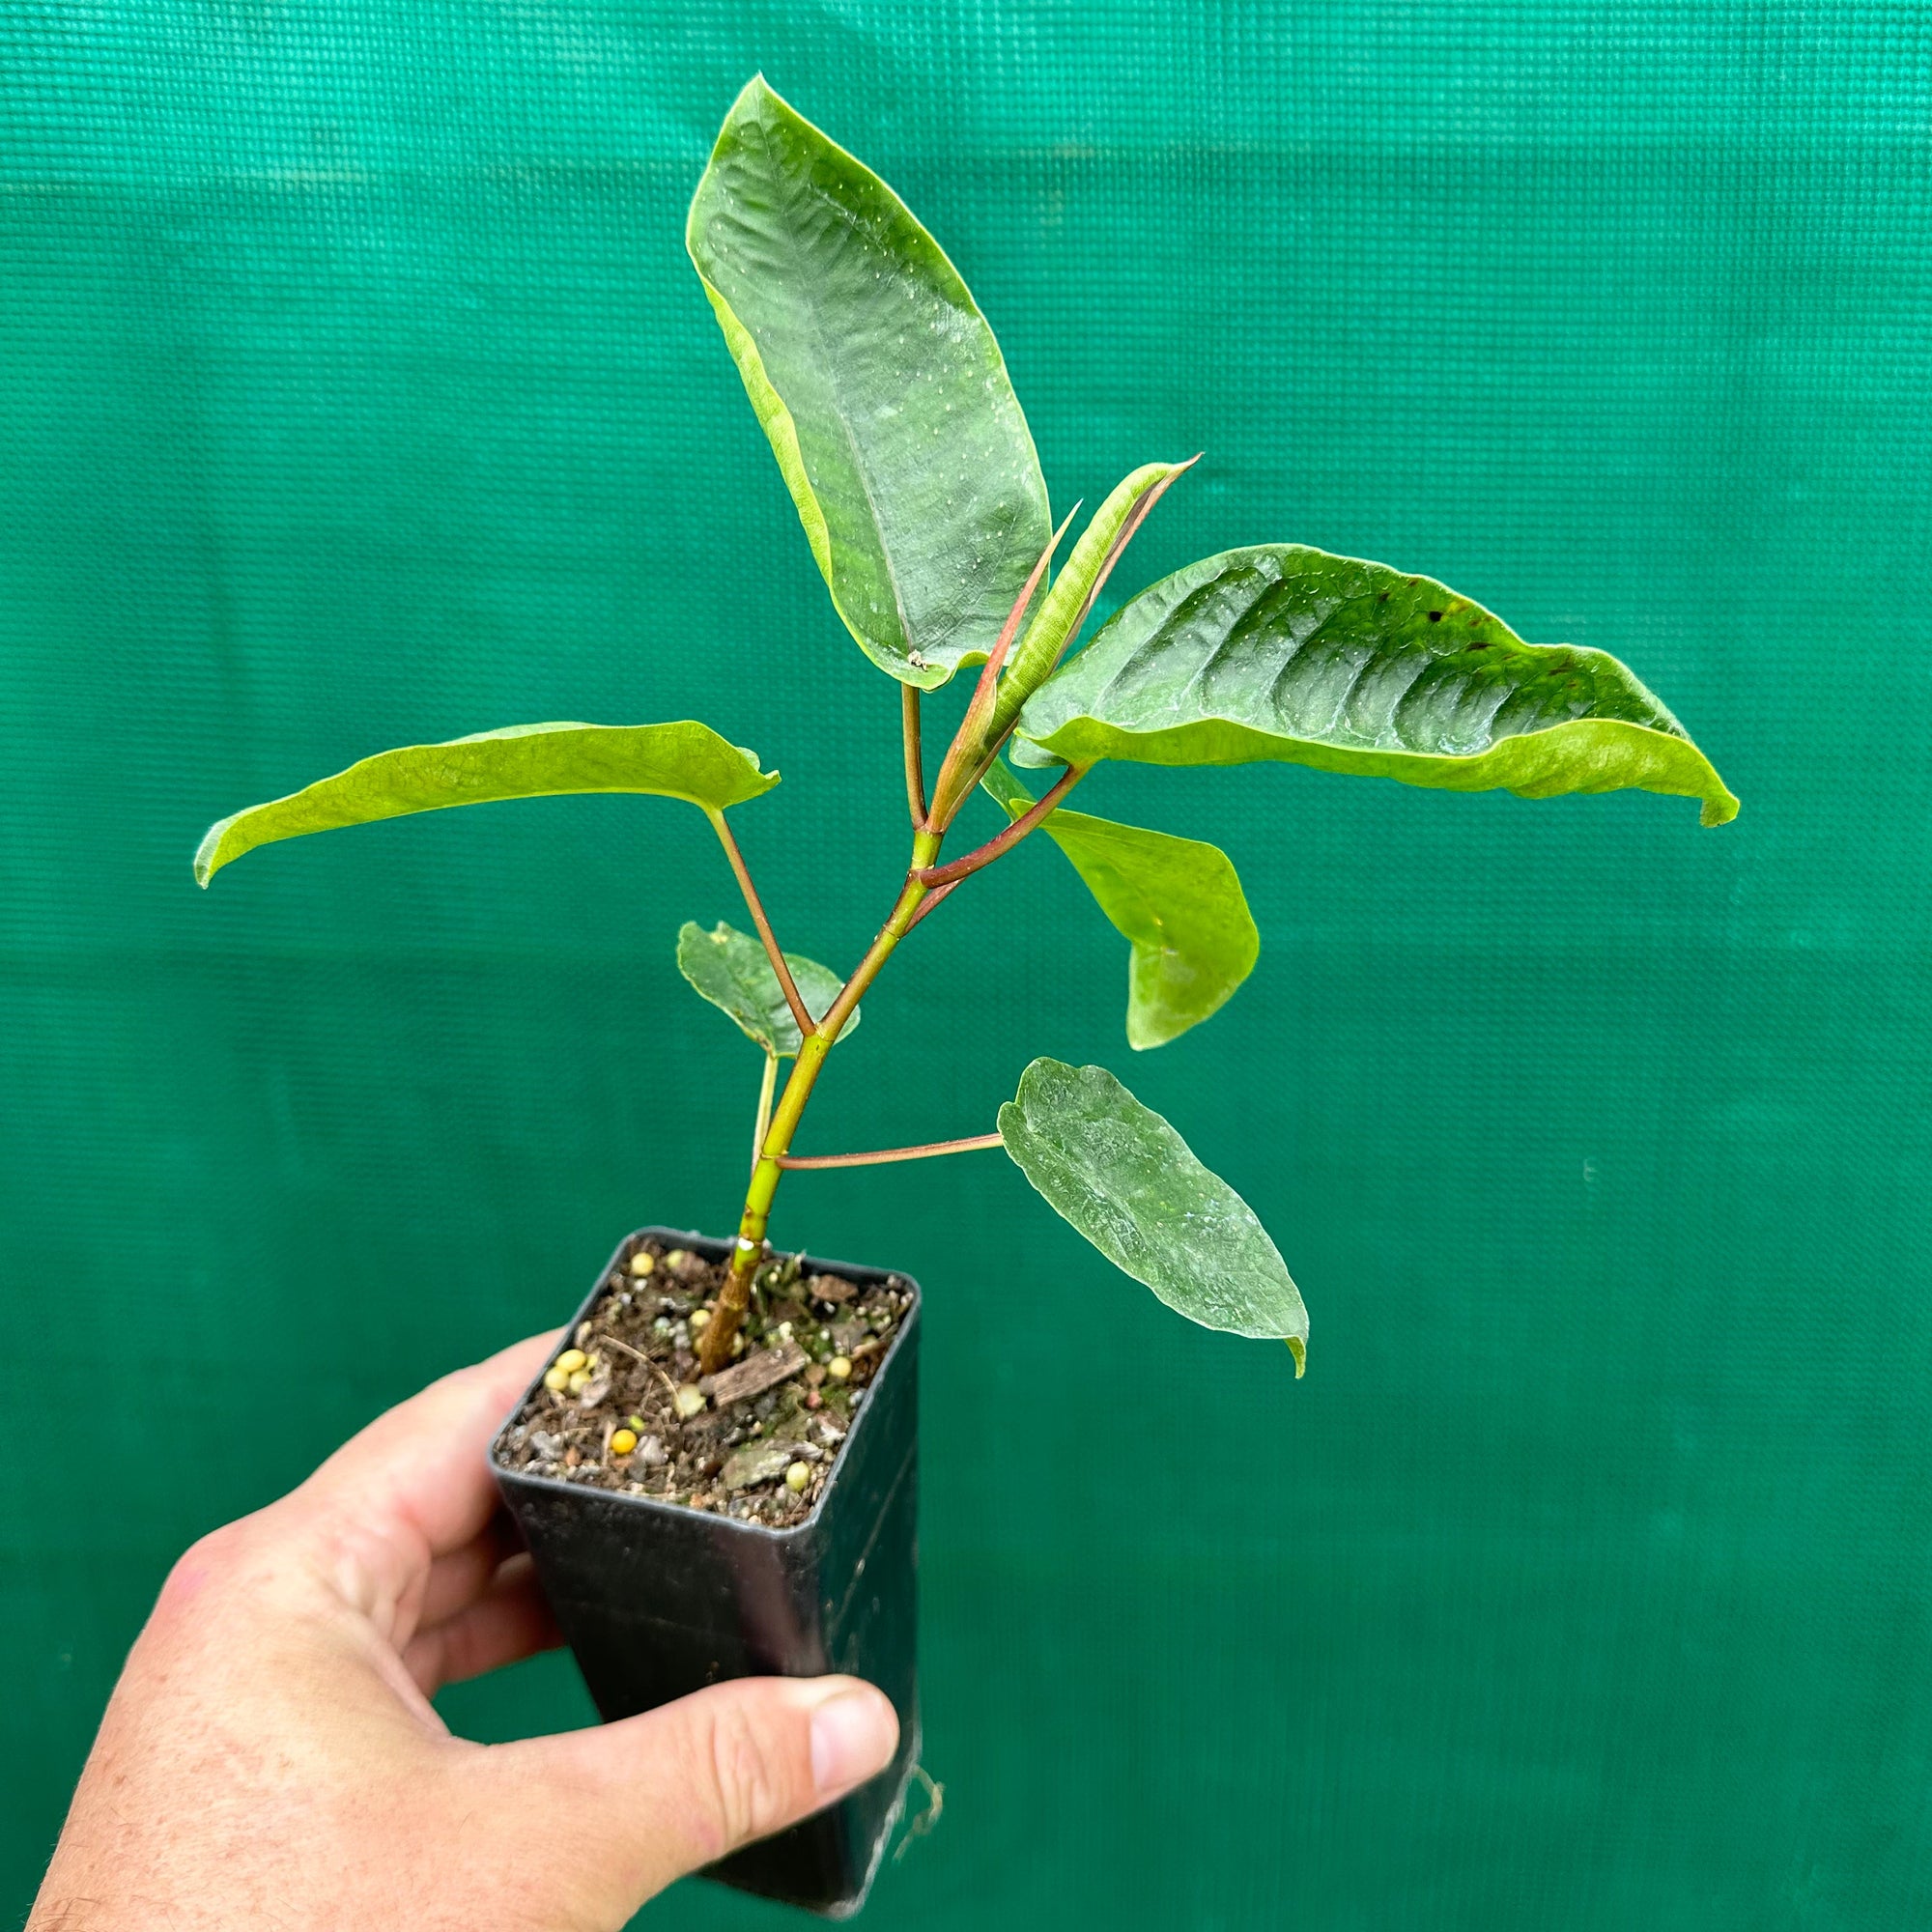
404, 1557, 560, 1694
480, 1676, 899, 1913
416, 1513, 523, 1630
302, 1331, 558, 1558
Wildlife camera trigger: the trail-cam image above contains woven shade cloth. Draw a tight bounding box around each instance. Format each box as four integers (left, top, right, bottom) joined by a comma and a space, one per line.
3, 4, 1928, 1923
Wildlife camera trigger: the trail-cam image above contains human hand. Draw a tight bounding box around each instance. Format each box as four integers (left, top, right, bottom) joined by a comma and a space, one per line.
27, 1334, 899, 1931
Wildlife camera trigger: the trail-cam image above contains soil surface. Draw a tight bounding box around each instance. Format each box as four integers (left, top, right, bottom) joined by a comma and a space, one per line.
494, 1236, 908, 1528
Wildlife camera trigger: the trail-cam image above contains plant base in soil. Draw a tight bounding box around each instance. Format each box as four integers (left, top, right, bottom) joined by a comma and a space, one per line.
495, 1236, 907, 1529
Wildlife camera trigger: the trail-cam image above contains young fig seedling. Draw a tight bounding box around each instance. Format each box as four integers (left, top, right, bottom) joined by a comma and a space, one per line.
196, 75, 1736, 1393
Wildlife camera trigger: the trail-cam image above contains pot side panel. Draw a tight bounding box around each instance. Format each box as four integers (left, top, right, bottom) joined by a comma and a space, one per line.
493, 1229, 921, 1918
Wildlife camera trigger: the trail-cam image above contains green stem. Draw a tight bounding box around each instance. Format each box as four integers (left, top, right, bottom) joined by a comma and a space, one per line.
750, 1050, 778, 1178
696, 828, 942, 1376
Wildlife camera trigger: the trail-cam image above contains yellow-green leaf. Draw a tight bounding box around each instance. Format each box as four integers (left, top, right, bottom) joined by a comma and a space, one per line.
194, 721, 777, 886
985, 461, 1191, 740
980, 761, 1257, 1048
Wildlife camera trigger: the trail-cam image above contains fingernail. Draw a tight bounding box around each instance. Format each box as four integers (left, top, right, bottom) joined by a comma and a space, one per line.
810, 1685, 898, 1797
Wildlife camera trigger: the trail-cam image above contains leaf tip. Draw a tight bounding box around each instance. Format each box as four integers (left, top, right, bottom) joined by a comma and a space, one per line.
192, 820, 230, 888
1286, 1335, 1305, 1378
1700, 786, 1740, 828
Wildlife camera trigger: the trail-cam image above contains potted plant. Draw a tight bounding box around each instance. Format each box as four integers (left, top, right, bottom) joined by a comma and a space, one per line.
193, 76, 1737, 1918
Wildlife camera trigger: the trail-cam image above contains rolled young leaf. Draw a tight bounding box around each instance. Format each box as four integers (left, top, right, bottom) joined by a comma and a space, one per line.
688, 76, 1051, 690
1013, 546, 1738, 825
983, 460, 1192, 742
676, 920, 859, 1056
195, 721, 778, 885
980, 761, 1258, 1048
999, 1059, 1307, 1359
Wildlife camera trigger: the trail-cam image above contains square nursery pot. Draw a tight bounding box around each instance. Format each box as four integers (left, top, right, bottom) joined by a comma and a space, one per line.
492, 1227, 920, 1918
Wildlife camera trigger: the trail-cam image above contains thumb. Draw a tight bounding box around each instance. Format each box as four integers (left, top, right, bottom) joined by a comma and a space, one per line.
478, 1676, 899, 1920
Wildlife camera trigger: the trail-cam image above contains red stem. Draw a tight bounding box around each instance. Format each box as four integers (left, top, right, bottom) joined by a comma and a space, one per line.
901, 685, 926, 827
707, 810, 813, 1039
903, 878, 961, 930
925, 504, 1079, 831
913, 765, 1086, 888
965, 504, 1079, 712
777, 1131, 1005, 1170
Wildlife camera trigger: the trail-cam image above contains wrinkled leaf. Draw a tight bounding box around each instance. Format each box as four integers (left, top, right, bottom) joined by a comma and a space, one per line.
676, 920, 857, 1056
986, 461, 1190, 739
1014, 546, 1737, 825
688, 76, 1050, 690
998, 1058, 1306, 1350
980, 761, 1257, 1048
195, 722, 779, 886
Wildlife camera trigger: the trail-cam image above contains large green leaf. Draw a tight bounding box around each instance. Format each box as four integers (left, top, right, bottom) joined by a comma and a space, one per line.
687, 76, 1050, 690
1014, 546, 1738, 825
676, 920, 858, 1056
999, 1058, 1307, 1360
195, 722, 777, 885
980, 761, 1258, 1048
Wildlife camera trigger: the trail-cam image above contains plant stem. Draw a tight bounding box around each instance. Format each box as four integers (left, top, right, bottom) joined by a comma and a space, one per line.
903, 877, 960, 930
925, 505, 1077, 832
914, 765, 1086, 888
751, 1050, 778, 1178
706, 808, 813, 1039
697, 835, 941, 1375
778, 1131, 1003, 1169
901, 686, 926, 827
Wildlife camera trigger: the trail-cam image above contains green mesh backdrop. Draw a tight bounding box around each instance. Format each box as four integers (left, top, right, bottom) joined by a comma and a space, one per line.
4, 4, 1928, 1925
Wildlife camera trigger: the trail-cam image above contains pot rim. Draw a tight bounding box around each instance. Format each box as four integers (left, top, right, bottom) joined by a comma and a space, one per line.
489, 1224, 921, 1544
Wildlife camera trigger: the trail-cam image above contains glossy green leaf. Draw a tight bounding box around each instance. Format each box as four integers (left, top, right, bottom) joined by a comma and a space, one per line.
675, 921, 858, 1057
194, 722, 777, 886
999, 1058, 1307, 1353
687, 75, 1051, 690
980, 761, 1258, 1048
1014, 546, 1738, 825
986, 461, 1190, 739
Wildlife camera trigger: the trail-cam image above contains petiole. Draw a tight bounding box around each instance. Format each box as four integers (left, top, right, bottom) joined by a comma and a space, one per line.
914, 765, 1087, 888
706, 808, 814, 1039
777, 1131, 1005, 1170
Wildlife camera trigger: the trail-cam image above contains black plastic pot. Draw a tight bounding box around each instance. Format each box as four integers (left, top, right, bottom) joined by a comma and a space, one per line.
491, 1227, 920, 1918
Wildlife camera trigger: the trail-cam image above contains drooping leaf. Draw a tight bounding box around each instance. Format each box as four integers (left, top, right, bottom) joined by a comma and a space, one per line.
999, 1059, 1306, 1353
687, 75, 1051, 690
195, 722, 777, 885
980, 761, 1257, 1048
676, 920, 858, 1056
1013, 546, 1738, 825
984, 460, 1192, 740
